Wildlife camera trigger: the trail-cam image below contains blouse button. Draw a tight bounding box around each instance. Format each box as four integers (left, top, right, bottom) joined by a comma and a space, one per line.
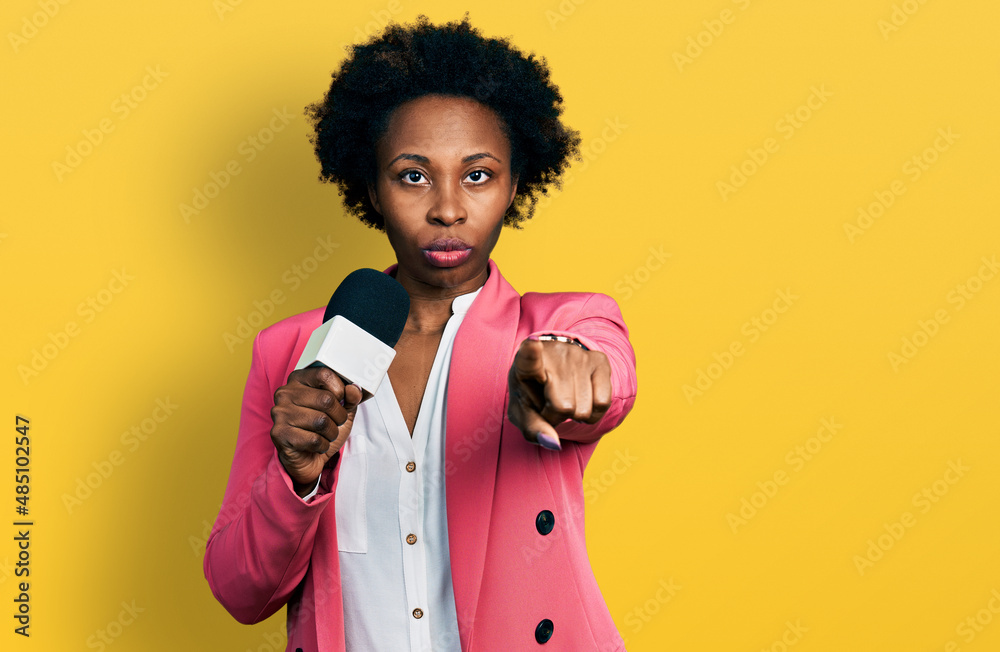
406, 533, 417, 545
406, 461, 416, 472
412, 608, 424, 619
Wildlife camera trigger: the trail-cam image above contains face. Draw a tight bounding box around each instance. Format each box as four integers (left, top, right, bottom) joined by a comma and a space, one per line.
368, 94, 518, 297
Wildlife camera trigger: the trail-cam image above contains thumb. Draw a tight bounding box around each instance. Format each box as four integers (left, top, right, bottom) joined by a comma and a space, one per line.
343, 383, 364, 410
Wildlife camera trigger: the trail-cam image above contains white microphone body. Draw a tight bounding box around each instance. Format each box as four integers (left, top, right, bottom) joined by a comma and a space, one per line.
294, 315, 397, 400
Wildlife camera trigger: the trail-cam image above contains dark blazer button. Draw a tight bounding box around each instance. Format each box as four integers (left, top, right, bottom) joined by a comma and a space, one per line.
535, 510, 554, 535
535, 618, 554, 644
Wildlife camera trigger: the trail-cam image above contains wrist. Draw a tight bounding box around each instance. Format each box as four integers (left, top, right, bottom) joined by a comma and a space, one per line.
534, 333, 588, 351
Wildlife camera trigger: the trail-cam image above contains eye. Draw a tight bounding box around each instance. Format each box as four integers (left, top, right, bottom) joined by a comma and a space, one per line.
465, 170, 491, 184
400, 170, 427, 185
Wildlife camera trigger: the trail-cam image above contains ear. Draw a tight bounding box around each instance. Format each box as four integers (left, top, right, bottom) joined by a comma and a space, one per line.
367, 182, 382, 215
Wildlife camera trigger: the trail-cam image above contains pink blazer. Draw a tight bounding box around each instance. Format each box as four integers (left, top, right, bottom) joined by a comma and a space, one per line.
204, 259, 638, 651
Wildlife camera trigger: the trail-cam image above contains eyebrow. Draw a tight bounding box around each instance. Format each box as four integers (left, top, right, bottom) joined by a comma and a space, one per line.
386, 152, 502, 167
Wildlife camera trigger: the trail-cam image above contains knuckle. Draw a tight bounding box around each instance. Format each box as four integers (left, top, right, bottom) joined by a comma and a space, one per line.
316, 367, 337, 386
270, 424, 289, 445
593, 396, 612, 411
549, 397, 575, 414
312, 413, 330, 432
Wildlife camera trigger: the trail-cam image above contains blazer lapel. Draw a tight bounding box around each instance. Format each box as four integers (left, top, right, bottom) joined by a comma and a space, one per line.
444, 259, 520, 648
381, 259, 520, 649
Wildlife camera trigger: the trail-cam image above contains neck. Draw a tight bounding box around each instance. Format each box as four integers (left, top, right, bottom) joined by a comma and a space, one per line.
392, 263, 488, 335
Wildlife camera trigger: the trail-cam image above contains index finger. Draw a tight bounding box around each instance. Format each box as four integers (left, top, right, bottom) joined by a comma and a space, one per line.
289, 366, 347, 400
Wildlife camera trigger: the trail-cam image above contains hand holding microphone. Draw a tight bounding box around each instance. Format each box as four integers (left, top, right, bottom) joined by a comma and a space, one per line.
270, 368, 363, 496
269, 269, 409, 496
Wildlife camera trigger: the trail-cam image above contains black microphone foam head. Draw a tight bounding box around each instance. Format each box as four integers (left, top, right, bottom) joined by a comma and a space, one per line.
324, 268, 410, 347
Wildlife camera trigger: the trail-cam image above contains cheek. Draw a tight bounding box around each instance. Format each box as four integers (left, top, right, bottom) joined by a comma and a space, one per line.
384, 219, 430, 265
383, 221, 414, 254
378, 188, 418, 236
384, 187, 432, 224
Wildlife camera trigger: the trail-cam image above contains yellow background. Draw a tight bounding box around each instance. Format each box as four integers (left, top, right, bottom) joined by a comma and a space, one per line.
3, 0, 999, 650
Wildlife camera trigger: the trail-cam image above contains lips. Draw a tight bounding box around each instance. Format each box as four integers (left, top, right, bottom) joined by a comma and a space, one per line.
424, 238, 471, 251
422, 238, 472, 268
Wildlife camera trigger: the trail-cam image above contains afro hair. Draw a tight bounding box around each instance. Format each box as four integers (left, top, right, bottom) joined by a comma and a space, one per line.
305, 14, 581, 230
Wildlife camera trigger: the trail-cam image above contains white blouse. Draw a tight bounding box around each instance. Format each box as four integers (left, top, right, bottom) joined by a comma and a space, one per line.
306, 287, 482, 651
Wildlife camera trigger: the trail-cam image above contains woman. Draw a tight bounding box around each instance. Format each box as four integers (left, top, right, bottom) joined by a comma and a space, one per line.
204, 15, 637, 651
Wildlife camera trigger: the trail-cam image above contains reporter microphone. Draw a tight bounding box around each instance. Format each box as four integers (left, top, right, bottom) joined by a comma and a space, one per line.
294, 268, 410, 401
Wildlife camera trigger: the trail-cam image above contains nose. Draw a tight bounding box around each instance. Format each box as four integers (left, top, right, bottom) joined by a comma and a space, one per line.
426, 180, 467, 226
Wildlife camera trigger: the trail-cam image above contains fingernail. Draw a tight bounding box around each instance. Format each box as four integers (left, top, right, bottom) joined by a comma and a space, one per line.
536, 432, 562, 451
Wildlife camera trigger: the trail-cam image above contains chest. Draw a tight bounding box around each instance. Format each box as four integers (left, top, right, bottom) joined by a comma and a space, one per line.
387, 330, 445, 436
